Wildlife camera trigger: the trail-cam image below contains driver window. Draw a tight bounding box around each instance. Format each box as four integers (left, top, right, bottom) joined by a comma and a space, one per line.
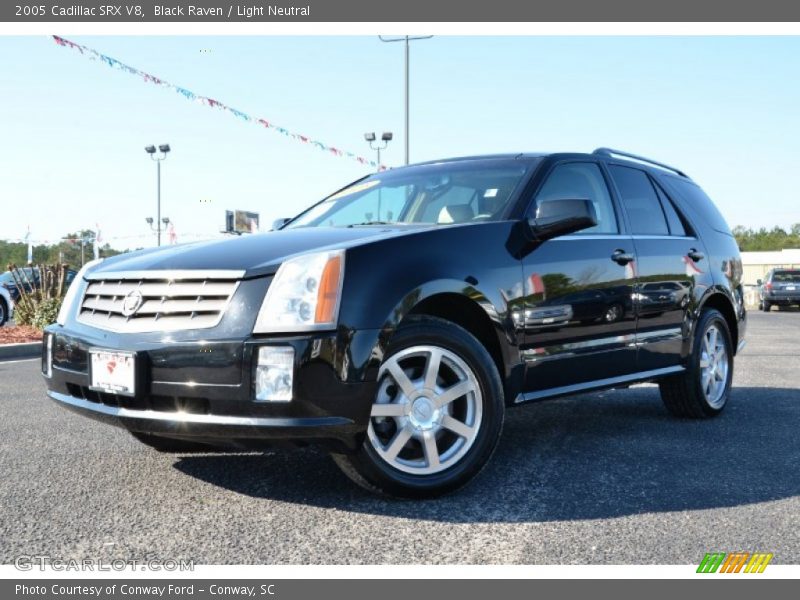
533, 162, 618, 234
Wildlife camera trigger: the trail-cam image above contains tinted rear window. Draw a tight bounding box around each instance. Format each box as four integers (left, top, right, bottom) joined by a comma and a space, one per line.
660, 176, 731, 236
773, 271, 800, 283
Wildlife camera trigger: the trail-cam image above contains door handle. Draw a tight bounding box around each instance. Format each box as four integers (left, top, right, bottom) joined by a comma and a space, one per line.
611, 249, 635, 265
687, 248, 705, 262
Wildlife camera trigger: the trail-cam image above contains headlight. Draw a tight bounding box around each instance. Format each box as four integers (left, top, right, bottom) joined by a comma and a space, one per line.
254, 250, 345, 333
56, 258, 104, 326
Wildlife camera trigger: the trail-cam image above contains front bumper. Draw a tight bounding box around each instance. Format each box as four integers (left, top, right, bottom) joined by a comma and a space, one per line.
42, 325, 382, 452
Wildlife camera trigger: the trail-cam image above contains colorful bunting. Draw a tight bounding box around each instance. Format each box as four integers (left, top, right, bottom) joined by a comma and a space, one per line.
52, 35, 382, 169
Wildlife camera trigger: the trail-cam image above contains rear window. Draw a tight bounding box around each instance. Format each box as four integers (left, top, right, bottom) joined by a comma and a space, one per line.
660, 176, 732, 236
773, 271, 800, 283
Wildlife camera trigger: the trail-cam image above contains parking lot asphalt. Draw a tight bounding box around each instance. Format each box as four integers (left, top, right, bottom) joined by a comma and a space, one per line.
1, 310, 799, 565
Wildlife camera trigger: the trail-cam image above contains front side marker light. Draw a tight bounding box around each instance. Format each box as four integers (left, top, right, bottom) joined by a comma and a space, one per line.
255, 346, 294, 402
43, 333, 53, 377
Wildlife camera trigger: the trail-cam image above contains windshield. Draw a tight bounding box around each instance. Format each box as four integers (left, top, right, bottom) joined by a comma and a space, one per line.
773, 271, 800, 283
285, 160, 533, 229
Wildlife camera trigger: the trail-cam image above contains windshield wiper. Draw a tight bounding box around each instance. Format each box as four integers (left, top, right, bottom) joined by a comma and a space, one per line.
346, 221, 394, 227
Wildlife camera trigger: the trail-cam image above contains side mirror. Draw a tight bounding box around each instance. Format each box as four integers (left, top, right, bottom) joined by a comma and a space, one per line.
271, 218, 291, 231
756, 279, 763, 285
528, 198, 598, 241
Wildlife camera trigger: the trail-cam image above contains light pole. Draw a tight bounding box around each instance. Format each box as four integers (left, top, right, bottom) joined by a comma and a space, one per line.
378, 35, 433, 165
364, 131, 393, 172
144, 144, 171, 246
365, 132, 393, 221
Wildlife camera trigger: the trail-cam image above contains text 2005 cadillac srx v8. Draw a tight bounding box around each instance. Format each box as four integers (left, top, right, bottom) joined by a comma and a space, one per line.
43, 149, 746, 497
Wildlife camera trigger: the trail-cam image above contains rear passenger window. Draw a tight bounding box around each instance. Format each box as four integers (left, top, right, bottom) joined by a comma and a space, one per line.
608, 165, 669, 235
533, 162, 618, 234
652, 181, 689, 237
662, 177, 732, 236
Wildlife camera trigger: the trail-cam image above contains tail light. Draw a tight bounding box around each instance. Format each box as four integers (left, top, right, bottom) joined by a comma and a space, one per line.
765, 282, 773, 291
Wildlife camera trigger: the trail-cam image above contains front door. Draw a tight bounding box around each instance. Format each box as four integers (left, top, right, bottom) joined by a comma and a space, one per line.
519, 161, 637, 395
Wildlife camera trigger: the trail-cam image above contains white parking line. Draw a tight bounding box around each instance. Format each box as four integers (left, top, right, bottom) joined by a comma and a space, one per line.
0, 358, 39, 365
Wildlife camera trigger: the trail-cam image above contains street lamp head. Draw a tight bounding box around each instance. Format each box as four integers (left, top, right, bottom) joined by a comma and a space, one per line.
382, 132, 393, 142
145, 217, 154, 225
158, 144, 171, 153
162, 217, 170, 225
364, 132, 376, 142
144, 145, 156, 154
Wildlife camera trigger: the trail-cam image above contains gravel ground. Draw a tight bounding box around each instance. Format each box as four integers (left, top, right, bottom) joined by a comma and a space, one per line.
1, 311, 798, 565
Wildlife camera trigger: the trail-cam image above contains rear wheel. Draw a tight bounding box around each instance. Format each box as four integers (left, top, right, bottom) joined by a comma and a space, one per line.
659, 308, 733, 418
761, 300, 771, 312
0, 298, 7, 326
333, 316, 504, 498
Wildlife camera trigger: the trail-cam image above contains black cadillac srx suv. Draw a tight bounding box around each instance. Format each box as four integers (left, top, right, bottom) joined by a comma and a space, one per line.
43, 148, 746, 498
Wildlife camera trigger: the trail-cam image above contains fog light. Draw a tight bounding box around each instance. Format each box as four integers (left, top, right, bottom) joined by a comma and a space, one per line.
255, 346, 294, 402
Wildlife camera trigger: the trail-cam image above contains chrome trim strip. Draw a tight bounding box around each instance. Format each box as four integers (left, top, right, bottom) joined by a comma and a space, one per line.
48, 390, 296, 427
514, 366, 685, 404
522, 327, 684, 362
152, 380, 240, 389
634, 327, 683, 344
551, 235, 696, 241
85, 269, 246, 281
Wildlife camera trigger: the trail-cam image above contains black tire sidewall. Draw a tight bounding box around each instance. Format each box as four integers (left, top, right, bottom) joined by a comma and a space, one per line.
353, 317, 504, 497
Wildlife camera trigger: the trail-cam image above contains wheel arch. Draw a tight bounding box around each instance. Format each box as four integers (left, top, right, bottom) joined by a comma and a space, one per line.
696, 288, 739, 354
375, 281, 521, 401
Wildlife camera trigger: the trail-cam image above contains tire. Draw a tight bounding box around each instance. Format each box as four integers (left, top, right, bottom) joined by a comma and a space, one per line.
332, 316, 505, 498
761, 301, 771, 312
0, 298, 7, 326
659, 308, 733, 418
130, 432, 217, 453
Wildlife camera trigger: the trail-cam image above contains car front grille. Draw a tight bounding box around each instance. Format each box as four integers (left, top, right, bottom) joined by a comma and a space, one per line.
76, 270, 241, 333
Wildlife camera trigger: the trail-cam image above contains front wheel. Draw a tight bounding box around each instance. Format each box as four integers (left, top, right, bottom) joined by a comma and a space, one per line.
659, 308, 733, 418
0, 298, 7, 326
333, 316, 504, 498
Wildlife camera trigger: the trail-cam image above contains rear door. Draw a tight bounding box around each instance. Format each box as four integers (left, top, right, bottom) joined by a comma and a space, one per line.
519, 161, 638, 395
606, 164, 709, 370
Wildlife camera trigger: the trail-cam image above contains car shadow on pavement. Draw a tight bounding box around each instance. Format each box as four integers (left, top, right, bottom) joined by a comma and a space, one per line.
172, 386, 800, 523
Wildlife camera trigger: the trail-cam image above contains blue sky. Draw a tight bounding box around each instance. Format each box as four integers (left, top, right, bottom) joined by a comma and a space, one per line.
1, 35, 798, 248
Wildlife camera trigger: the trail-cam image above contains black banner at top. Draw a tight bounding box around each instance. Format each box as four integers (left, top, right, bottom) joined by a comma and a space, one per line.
2, 0, 800, 22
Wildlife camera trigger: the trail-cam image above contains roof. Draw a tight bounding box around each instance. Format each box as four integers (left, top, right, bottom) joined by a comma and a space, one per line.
407, 148, 690, 179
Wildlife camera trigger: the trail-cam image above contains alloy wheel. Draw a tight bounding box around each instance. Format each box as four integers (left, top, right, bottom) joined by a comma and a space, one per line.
699, 323, 729, 408
367, 345, 483, 475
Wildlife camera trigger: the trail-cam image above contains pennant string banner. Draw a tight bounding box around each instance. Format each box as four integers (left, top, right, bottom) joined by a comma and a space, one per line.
52, 35, 382, 169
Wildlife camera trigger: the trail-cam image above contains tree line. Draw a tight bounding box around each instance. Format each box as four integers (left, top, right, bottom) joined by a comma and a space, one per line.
732, 224, 800, 252
1, 230, 124, 271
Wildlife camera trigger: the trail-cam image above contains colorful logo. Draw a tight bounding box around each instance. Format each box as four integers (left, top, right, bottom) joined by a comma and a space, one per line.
697, 552, 773, 573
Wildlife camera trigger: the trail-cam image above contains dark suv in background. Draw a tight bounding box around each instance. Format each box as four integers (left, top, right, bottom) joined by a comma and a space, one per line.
758, 269, 800, 311
43, 148, 746, 497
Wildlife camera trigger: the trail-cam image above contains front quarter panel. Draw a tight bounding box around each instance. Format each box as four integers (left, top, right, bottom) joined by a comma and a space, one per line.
338, 221, 524, 368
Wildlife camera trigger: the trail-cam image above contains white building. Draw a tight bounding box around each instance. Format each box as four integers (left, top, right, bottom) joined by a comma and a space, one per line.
741, 249, 800, 285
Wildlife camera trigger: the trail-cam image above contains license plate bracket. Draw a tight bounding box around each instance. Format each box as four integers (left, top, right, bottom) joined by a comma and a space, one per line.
89, 349, 136, 396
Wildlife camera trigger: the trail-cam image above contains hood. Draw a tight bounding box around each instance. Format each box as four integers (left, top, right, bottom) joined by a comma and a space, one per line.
90, 225, 430, 279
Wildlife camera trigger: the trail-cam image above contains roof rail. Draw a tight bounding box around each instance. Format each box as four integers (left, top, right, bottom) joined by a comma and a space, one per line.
592, 147, 688, 178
